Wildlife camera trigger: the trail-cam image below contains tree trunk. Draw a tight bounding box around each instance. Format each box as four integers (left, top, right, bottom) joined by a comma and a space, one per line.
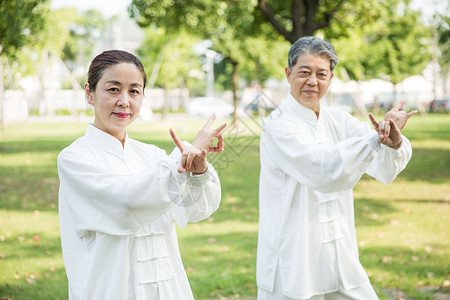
231, 60, 239, 125
258, 0, 345, 44
162, 86, 169, 121
0, 44, 5, 130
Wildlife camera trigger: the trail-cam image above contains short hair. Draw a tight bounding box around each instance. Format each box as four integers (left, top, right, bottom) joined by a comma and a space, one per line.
288, 36, 339, 72
87, 50, 148, 92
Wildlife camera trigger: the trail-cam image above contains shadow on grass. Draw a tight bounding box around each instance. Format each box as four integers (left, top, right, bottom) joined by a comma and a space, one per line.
361, 244, 449, 300
0, 233, 68, 300
0, 164, 59, 211
179, 229, 258, 299
0, 137, 77, 154
358, 146, 449, 184
354, 198, 397, 227
0, 266, 68, 300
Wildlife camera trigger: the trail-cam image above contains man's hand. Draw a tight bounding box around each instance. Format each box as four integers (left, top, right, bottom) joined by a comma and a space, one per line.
384, 101, 417, 130
192, 114, 227, 153
368, 114, 402, 149
368, 101, 416, 150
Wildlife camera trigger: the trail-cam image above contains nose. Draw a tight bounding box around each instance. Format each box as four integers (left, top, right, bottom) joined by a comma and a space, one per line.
306, 74, 317, 86
117, 92, 130, 107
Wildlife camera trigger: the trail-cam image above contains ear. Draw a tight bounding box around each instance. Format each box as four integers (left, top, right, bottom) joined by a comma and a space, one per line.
285, 67, 292, 83
85, 83, 94, 105
330, 72, 334, 80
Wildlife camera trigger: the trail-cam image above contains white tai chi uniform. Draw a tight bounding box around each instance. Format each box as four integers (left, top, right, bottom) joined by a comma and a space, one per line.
58, 124, 221, 300
257, 94, 412, 299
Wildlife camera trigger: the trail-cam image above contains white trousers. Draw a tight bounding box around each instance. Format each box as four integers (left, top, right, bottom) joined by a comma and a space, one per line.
258, 267, 379, 300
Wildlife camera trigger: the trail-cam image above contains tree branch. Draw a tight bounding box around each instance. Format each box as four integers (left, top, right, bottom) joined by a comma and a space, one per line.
258, 0, 296, 43
315, 0, 346, 31
291, 0, 304, 39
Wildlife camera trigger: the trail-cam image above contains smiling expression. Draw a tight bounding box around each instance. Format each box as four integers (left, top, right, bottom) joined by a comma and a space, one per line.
85, 63, 144, 142
285, 53, 334, 115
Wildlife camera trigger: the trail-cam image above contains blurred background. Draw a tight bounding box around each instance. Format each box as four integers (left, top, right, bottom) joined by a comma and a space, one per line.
0, 1, 449, 300
0, 0, 449, 127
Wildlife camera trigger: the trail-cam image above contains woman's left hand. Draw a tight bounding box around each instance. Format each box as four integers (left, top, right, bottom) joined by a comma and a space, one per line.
170, 129, 208, 174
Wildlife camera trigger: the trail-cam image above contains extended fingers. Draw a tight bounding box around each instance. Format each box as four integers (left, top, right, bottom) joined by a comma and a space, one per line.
368, 113, 379, 129
214, 123, 227, 135
378, 120, 386, 140
208, 135, 224, 153
407, 110, 418, 118
203, 114, 216, 130
391, 100, 406, 112
170, 129, 185, 152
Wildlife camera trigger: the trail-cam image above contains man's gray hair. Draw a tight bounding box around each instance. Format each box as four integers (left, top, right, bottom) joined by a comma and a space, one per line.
288, 36, 339, 72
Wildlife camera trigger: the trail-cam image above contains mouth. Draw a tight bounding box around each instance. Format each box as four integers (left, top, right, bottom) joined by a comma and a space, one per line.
303, 90, 318, 95
112, 112, 130, 119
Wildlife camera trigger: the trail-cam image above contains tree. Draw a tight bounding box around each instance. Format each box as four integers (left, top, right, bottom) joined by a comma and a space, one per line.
433, 13, 450, 96
257, 0, 346, 43
0, 0, 49, 128
258, 0, 432, 108
137, 27, 202, 119
61, 9, 107, 87
256, 0, 392, 44
129, 0, 289, 122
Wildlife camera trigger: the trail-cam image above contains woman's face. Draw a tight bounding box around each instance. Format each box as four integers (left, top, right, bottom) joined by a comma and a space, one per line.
85, 63, 144, 142
285, 53, 334, 114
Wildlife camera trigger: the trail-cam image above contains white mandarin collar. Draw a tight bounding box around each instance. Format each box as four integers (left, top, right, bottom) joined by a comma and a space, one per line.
85, 124, 128, 157
285, 93, 320, 124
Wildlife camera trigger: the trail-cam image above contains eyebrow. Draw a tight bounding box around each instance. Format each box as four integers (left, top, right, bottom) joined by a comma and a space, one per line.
297, 66, 329, 73
105, 80, 143, 87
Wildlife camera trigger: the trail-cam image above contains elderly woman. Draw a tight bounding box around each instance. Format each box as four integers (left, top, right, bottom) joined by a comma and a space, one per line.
57, 50, 225, 300
257, 36, 416, 300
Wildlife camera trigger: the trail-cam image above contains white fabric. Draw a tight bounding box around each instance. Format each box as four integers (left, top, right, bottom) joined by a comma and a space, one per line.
257, 94, 412, 299
58, 124, 221, 300
258, 265, 379, 300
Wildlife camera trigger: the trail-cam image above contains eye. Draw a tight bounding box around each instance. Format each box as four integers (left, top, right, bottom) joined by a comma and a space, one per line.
299, 70, 310, 77
130, 89, 141, 95
108, 87, 119, 93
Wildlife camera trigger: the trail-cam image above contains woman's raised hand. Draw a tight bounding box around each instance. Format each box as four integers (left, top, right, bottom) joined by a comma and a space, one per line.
170, 129, 208, 174
192, 114, 227, 153
169, 114, 227, 174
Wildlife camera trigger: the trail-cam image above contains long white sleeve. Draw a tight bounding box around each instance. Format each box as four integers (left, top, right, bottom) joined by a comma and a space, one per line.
58, 140, 221, 236
343, 112, 413, 184
263, 118, 381, 193
58, 148, 180, 236
170, 164, 221, 228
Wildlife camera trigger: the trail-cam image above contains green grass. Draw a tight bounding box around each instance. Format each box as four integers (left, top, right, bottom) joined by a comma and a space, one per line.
0, 114, 449, 299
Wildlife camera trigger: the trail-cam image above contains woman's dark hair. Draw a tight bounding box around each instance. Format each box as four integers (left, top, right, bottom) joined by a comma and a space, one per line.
87, 50, 148, 91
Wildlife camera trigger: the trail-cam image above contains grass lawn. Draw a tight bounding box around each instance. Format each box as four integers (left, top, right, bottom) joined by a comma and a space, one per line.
0, 114, 449, 300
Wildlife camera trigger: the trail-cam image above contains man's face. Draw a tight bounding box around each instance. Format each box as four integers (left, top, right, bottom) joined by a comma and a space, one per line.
285, 53, 334, 113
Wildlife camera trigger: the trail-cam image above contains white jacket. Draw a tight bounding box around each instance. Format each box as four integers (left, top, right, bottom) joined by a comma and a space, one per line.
257, 94, 412, 299
58, 124, 221, 300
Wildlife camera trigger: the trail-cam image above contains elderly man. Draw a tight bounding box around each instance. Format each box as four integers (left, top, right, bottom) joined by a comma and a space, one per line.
257, 36, 416, 300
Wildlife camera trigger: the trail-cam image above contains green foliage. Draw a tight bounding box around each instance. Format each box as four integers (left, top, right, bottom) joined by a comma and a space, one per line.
61, 10, 107, 73
4, 8, 105, 89
137, 27, 202, 89
434, 13, 450, 76
0, 0, 49, 58
129, 0, 289, 88
329, 0, 432, 83
0, 115, 449, 299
